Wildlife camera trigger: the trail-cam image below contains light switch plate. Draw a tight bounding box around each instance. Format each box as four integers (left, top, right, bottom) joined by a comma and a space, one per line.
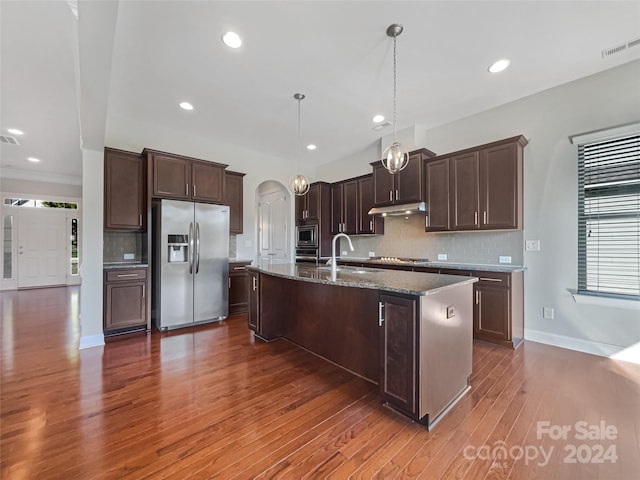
124, 253, 135, 260
369, 251, 375, 258
543, 307, 555, 319
499, 256, 512, 264
446, 305, 456, 318
438, 253, 447, 261
526, 240, 541, 251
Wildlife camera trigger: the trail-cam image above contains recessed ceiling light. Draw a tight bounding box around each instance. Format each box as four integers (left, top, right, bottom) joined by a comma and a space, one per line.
27, 157, 40, 163
372, 114, 385, 123
7, 128, 24, 135
222, 31, 242, 49
179, 102, 194, 111
488, 59, 510, 73
306, 144, 316, 151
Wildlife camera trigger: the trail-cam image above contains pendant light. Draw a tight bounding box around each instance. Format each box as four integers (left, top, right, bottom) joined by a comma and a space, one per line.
290, 93, 311, 196
381, 23, 408, 174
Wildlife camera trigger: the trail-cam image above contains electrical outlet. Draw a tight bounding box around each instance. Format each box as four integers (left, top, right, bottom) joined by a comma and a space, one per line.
124, 253, 135, 260
342, 250, 348, 256
446, 305, 456, 318
438, 253, 447, 261
499, 256, 512, 264
526, 240, 541, 251
543, 307, 555, 319
369, 251, 375, 258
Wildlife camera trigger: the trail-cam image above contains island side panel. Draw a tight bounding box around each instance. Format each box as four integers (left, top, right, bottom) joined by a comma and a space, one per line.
419, 283, 473, 424
281, 277, 380, 383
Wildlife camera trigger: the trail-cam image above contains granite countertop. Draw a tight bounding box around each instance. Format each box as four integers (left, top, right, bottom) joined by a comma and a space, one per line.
249, 263, 477, 297
103, 263, 149, 270
337, 257, 526, 273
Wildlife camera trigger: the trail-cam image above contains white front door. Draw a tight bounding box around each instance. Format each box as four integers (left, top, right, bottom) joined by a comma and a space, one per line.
258, 188, 290, 267
17, 208, 68, 288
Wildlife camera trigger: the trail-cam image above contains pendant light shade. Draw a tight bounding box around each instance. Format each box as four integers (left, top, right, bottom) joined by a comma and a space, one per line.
290, 93, 311, 196
381, 23, 409, 174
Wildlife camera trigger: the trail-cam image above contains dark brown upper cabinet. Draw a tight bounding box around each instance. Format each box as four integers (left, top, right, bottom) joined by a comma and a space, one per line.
357, 175, 384, 234
424, 157, 450, 232
295, 182, 330, 224
426, 135, 527, 232
330, 180, 358, 235
223, 171, 245, 234
104, 148, 146, 231
371, 148, 436, 206
146, 149, 227, 204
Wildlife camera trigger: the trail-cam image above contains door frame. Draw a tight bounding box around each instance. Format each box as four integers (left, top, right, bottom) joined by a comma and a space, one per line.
1, 191, 82, 290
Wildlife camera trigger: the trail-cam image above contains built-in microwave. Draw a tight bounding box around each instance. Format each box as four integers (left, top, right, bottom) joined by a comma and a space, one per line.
296, 224, 318, 248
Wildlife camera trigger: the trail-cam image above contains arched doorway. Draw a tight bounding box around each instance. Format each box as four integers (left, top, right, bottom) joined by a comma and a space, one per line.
255, 181, 291, 267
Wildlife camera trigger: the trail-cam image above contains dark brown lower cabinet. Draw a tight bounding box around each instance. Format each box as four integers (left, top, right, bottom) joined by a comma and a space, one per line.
248, 271, 259, 332
104, 268, 148, 333
228, 262, 250, 315
379, 294, 417, 416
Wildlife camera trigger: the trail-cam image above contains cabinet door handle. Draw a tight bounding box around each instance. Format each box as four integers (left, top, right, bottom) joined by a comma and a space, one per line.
474, 211, 478, 225
475, 290, 480, 304
395, 189, 399, 201
252, 276, 257, 291
229, 277, 231, 289
389, 190, 393, 202
139, 214, 143, 226
425, 216, 429, 228
369, 220, 373, 231
483, 211, 487, 224
378, 301, 385, 326
186, 183, 189, 196
233, 266, 246, 271
116, 273, 138, 278
142, 284, 145, 298
193, 184, 197, 197
480, 277, 502, 283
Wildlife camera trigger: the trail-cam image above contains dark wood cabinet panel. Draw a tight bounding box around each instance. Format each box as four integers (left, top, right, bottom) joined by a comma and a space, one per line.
229, 262, 250, 315
104, 148, 145, 231
357, 175, 383, 234
248, 271, 259, 332
372, 163, 395, 205
450, 151, 480, 230
331, 180, 358, 235
424, 158, 450, 232
480, 142, 521, 229
330, 183, 342, 235
306, 183, 321, 220
191, 161, 224, 203
395, 152, 424, 203
103, 268, 148, 332
295, 182, 328, 223
380, 293, 417, 416
224, 171, 245, 234
474, 284, 510, 342
152, 154, 191, 199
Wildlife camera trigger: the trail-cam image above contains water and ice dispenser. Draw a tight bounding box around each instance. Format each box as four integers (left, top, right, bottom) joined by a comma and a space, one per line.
167, 234, 189, 263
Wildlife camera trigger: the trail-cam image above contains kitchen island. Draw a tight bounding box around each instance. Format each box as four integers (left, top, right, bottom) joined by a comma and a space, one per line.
248, 263, 477, 429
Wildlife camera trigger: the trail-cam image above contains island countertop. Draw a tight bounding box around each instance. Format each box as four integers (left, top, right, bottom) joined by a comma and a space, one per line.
249, 263, 477, 296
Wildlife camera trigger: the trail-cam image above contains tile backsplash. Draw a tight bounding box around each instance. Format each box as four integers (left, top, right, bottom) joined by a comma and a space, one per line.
103, 231, 145, 263
346, 215, 524, 265
229, 235, 237, 258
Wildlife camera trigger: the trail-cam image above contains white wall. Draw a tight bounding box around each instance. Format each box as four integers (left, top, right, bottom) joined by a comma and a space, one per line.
0, 177, 82, 199
317, 60, 640, 360
79, 149, 104, 348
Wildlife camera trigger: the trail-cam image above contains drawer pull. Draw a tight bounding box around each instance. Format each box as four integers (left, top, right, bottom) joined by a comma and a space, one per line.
116, 273, 139, 278
233, 266, 247, 270
479, 277, 503, 282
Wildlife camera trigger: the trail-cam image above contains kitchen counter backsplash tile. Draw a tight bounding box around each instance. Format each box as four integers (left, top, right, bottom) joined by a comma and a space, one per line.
103, 231, 144, 263
343, 215, 523, 265
229, 234, 237, 259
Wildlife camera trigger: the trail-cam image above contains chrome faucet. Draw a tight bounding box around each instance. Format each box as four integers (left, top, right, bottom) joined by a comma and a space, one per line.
331, 233, 354, 279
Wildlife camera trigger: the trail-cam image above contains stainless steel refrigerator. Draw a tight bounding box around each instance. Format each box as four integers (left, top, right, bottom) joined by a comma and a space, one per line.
152, 199, 229, 330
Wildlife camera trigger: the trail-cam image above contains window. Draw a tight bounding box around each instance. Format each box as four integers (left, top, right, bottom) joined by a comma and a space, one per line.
577, 132, 639, 299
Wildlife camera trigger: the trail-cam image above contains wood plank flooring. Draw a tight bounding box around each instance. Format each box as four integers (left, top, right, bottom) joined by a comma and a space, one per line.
1, 286, 639, 479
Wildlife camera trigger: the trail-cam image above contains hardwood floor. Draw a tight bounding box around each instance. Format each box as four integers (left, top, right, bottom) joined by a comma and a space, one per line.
1, 286, 638, 479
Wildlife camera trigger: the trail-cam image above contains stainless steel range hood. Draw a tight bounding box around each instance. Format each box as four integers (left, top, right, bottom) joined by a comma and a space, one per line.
368, 201, 426, 216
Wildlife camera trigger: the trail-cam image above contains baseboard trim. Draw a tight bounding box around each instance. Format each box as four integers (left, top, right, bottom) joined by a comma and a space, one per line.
525, 329, 639, 365
79, 333, 105, 350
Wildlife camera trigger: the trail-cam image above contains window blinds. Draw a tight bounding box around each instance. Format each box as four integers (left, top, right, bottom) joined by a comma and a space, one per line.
578, 133, 640, 298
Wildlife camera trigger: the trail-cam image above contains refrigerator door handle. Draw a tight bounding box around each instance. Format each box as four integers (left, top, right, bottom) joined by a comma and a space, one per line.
195, 222, 201, 274
188, 222, 194, 274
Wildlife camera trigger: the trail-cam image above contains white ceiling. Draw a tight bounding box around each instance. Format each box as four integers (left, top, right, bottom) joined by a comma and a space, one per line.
2, 1, 640, 184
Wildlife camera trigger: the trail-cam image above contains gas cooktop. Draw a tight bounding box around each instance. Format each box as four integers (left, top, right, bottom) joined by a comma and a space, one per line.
368, 256, 431, 265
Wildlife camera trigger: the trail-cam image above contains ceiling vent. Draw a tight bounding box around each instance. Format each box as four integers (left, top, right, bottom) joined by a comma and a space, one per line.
602, 36, 640, 58
372, 121, 393, 131
0, 135, 20, 146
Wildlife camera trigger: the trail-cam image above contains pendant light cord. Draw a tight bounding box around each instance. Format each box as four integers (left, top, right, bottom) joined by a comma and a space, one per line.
392, 34, 398, 142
